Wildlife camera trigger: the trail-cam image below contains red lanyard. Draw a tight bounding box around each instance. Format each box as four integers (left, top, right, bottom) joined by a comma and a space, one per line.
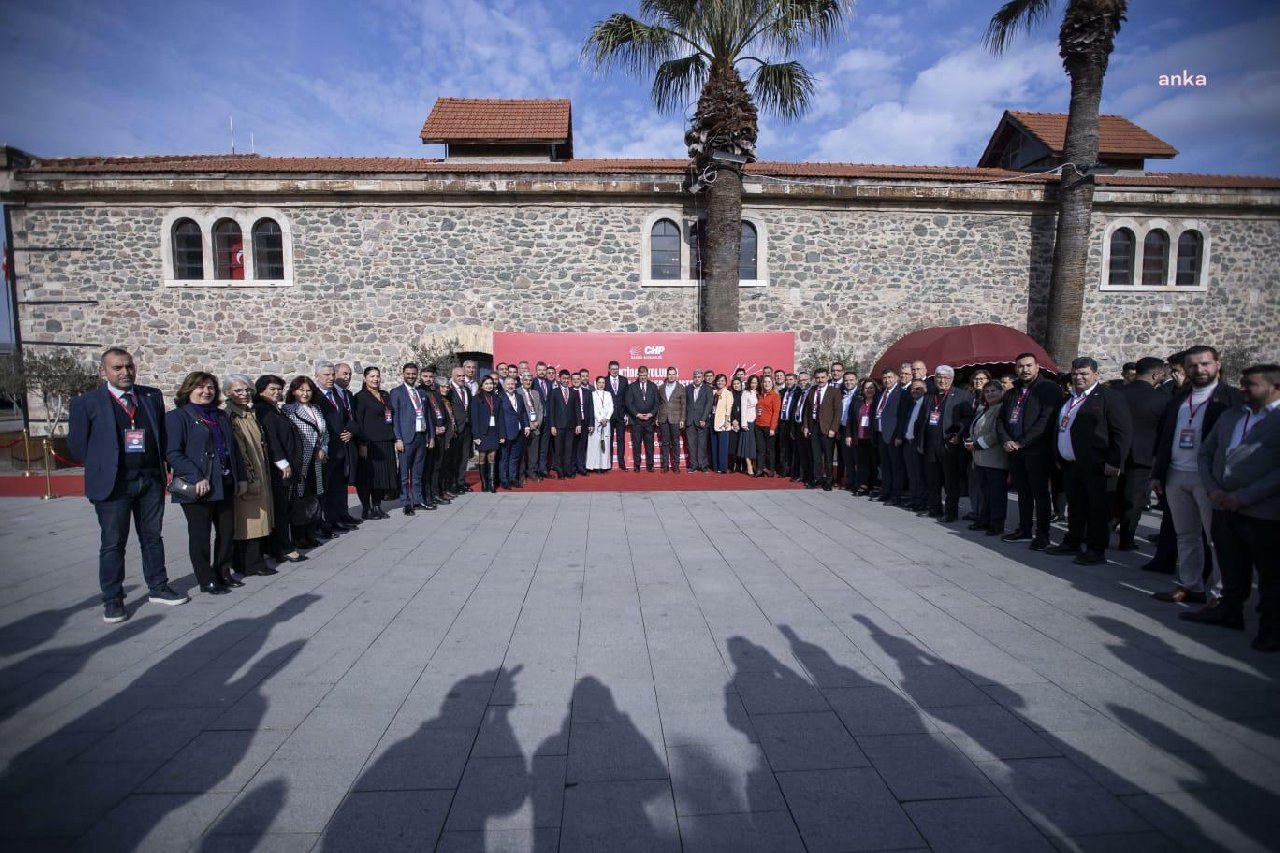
931, 390, 948, 416
1015, 388, 1029, 412
1062, 393, 1088, 423
112, 392, 137, 428
481, 394, 495, 415
408, 388, 422, 415
1185, 394, 1209, 425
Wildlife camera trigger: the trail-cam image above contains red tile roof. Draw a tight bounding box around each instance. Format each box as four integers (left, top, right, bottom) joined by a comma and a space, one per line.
18, 154, 1280, 189
1005, 111, 1178, 159
419, 98, 572, 143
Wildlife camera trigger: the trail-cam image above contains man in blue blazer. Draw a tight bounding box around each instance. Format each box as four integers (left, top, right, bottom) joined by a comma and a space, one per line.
496, 374, 530, 488
67, 347, 188, 622
873, 368, 908, 504
544, 369, 580, 478
389, 363, 429, 515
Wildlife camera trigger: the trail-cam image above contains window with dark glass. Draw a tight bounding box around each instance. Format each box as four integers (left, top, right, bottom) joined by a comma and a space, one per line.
739, 221, 758, 280
252, 218, 285, 280
1176, 230, 1203, 286
1141, 229, 1170, 286
1107, 228, 1134, 286
172, 219, 203, 280
213, 219, 245, 280
650, 218, 681, 280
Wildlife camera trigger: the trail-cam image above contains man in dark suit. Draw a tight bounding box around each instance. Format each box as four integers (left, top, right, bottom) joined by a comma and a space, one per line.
899, 379, 930, 511
1047, 357, 1132, 565
1116, 357, 1168, 549
390, 363, 430, 514
417, 365, 452, 509
1181, 363, 1280, 649
496, 374, 530, 488
1150, 345, 1240, 604
803, 368, 842, 490
625, 366, 660, 471
534, 362, 556, 477
919, 366, 975, 522
446, 367, 473, 493
873, 368, 908, 504
68, 347, 188, 622
313, 361, 359, 531
572, 371, 596, 475
998, 352, 1064, 550
605, 360, 630, 471
777, 373, 800, 478
545, 369, 580, 478
684, 370, 713, 473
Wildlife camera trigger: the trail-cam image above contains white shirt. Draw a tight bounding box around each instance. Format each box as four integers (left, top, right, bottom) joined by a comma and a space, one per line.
1056, 382, 1099, 462
904, 395, 926, 441
1228, 399, 1280, 452
742, 390, 758, 422
1170, 382, 1217, 472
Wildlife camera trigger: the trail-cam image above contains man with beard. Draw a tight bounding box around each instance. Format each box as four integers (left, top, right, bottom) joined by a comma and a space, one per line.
998, 353, 1064, 550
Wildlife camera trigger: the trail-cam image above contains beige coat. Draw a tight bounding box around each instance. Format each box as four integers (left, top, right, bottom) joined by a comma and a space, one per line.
713, 387, 734, 431
227, 404, 274, 539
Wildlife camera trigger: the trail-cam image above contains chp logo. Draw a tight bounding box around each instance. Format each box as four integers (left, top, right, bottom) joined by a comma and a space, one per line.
628, 344, 667, 361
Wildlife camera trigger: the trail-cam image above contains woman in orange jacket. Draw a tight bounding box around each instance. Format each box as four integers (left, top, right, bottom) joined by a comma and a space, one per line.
754, 373, 782, 477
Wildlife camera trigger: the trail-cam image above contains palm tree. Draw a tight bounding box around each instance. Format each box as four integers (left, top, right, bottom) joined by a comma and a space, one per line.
986, 0, 1127, 364
585, 0, 853, 332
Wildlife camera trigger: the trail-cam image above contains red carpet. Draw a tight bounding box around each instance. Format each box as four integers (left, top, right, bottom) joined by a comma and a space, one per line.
0, 470, 802, 498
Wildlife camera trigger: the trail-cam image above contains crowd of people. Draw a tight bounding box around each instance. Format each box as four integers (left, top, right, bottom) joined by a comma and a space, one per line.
67, 346, 1278, 653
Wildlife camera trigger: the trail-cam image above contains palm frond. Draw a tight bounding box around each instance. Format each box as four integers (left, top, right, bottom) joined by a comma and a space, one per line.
764, 0, 853, 52
984, 0, 1058, 54
749, 60, 815, 120
583, 13, 682, 75
652, 54, 709, 114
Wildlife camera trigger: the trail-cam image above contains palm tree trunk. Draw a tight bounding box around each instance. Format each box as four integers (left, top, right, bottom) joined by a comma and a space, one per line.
703, 165, 742, 332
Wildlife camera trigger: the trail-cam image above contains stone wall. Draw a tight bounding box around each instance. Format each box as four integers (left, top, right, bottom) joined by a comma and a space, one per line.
10, 192, 1278, 395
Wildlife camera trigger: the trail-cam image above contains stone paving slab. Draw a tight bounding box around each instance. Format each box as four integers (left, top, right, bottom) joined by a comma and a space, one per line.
2, 489, 1279, 851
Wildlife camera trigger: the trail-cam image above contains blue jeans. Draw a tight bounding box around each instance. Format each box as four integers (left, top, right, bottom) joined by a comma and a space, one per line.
711, 431, 730, 472
94, 474, 169, 603
400, 434, 426, 505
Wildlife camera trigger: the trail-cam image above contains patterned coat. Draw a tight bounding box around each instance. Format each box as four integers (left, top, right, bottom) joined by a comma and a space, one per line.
226, 403, 274, 539
282, 402, 328, 499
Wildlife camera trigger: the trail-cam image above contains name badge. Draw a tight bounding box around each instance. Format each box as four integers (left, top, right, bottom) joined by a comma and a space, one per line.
1178, 428, 1197, 449
384, 412, 393, 423
123, 429, 146, 453
415, 415, 426, 433
489, 416, 496, 428
1009, 409, 1021, 423
860, 415, 870, 428
928, 411, 941, 426
1059, 415, 1071, 431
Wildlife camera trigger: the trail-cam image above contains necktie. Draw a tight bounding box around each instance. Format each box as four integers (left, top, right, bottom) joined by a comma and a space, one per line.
121, 392, 134, 410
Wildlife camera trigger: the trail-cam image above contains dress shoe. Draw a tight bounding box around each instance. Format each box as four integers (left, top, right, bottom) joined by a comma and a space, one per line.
200, 582, 231, 596
332, 520, 357, 531
361, 508, 375, 520
822, 482, 833, 492
1073, 550, 1107, 565
1046, 542, 1082, 556
1029, 536, 1049, 551
420, 502, 437, 511
1002, 529, 1032, 542
1153, 587, 1206, 604
1140, 560, 1176, 575
254, 566, 280, 576
341, 515, 363, 526
375, 508, 391, 519
942, 513, 958, 523
435, 496, 452, 504
403, 506, 416, 516
1180, 602, 1244, 630
968, 522, 986, 531
1116, 538, 1137, 551
1250, 634, 1280, 653
282, 552, 309, 562
220, 572, 246, 589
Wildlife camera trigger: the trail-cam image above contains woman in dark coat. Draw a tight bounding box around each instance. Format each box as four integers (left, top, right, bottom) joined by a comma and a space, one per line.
253, 374, 306, 562
352, 366, 399, 519
728, 376, 745, 472
166, 371, 247, 595
281, 376, 329, 549
469, 374, 500, 493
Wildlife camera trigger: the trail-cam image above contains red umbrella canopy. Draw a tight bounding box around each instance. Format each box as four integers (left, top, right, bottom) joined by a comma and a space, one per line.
871, 323, 1057, 378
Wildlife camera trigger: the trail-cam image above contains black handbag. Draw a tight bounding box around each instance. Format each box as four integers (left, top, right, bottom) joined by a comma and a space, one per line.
168, 446, 213, 502
290, 493, 321, 525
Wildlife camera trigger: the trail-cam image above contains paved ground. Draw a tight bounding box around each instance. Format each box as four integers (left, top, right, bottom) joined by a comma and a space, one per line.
1, 489, 1278, 852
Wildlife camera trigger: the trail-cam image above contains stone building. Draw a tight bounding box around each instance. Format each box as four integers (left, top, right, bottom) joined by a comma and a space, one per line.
2, 98, 1277, 400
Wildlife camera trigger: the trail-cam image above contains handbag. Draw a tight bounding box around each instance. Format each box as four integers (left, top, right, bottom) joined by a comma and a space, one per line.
168, 446, 213, 502
290, 493, 321, 526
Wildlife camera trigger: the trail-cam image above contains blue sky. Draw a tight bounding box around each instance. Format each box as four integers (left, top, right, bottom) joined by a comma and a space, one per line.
1, 0, 1278, 175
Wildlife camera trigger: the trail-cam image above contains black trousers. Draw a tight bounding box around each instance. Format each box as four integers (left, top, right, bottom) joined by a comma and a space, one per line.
454, 425, 473, 488
924, 441, 965, 516
659, 422, 681, 470
854, 439, 878, 491
323, 450, 351, 523
553, 428, 576, 474
903, 445, 928, 508
422, 440, 441, 502
879, 438, 906, 499
612, 419, 628, 469
1010, 450, 1053, 537
233, 536, 269, 575
1214, 511, 1280, 633
631, 421, 656, 470
836, 430, 855, 489
686, 424, 709, 471
1062, 460, 1110, 552
1117, 464, 1152, 542
574, 427, 591, 473
524, 428, 541, 477
268, 471, 292, 556
94, 473, 169, 603
792, 425, 813, 481
976, 465, 1009, 531
181, 494, 234, 587
777, 423, 794, 475
809, 431, 834, 484
755, 425, 775, 473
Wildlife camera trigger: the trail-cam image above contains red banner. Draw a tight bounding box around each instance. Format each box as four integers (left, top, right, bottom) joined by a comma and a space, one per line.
493, 332, 795, 380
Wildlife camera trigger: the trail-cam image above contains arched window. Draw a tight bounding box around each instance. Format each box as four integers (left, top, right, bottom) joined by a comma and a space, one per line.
1141, 229, 1170, 286
1107, 228, 1134, 286
739, 221, 758, 280
213, 219, 244, 280
252, 218, 285, 280
650, 218, 681, 280
171, 218, 203, 280
1176, 230, 1203, 287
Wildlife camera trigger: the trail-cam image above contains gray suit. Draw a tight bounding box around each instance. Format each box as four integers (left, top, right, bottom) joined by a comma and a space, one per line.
1199, 402, 1280, 631
684, 382, 713, 471
522, 387, 545, 478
